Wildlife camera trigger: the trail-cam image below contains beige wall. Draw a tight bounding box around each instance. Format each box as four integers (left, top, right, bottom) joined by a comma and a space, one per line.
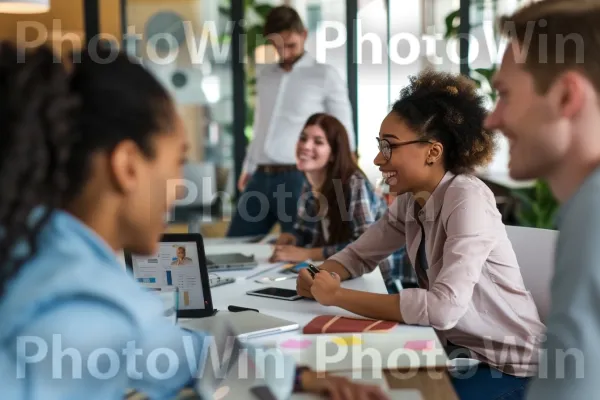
0, 1, 84, 42
0, 0, 122, 53
0, 0, 206, 162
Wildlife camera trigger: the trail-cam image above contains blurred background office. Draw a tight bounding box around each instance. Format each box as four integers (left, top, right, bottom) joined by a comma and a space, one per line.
0, 0, 551, 239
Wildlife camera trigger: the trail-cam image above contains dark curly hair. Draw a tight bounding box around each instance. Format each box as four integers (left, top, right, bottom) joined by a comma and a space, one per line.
0, 42, 75, 297
391, 69, 497, 174
0, 42, 174, 296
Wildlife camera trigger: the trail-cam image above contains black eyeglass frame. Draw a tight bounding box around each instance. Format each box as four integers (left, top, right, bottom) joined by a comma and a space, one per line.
376, 137, 433, 161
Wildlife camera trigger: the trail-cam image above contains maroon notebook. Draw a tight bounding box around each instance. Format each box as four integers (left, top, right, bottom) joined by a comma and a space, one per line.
303, 315, 398, 334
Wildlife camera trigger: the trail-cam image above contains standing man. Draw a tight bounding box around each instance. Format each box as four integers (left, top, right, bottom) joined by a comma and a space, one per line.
485, 1, 600, 398
227, 5, 355, 237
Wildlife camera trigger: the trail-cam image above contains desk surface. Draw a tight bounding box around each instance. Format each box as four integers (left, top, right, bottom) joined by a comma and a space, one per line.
204, 244, 401, 328
197, 243, 459, 400
125, 243, 458, 399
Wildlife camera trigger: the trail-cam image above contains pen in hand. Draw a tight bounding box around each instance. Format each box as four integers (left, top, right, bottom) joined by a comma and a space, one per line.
307, 264, 320, 278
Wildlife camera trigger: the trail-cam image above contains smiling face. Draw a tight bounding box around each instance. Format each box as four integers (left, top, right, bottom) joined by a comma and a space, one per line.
485, 43, 571, 181
177, 247, 186, 259
296, 124, 332, 173
374, 112, 438, 195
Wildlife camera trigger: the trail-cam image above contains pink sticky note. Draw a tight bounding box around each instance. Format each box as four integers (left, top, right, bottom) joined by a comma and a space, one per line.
404, 340, 435, 351
280, 339, 312, 350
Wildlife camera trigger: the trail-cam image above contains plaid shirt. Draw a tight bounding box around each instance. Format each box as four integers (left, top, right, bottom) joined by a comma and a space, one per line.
293, 172, 416, 292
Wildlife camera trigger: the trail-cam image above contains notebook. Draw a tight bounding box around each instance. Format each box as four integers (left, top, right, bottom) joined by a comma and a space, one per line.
303, 315, 398, 334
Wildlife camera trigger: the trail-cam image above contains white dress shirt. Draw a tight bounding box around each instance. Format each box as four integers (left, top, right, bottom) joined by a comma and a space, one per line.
243, 52, 355, 174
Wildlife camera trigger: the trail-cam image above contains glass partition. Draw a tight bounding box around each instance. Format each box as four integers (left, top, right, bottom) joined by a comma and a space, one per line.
121, 0, 236, 231
355, 0, 389, 185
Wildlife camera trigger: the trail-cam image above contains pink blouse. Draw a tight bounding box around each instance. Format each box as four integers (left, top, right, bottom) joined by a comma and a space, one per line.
330, 172, 545, 376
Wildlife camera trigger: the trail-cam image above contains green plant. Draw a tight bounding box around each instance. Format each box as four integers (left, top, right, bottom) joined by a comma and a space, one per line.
444, 2, 501, 104
219, 0, 274, 142
511, 180, 559, 229
443, 0, 497, 40
470, 65, 498, 104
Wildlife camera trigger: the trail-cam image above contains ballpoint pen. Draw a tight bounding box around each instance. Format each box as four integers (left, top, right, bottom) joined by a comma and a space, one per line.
307, 264, 320, 278
307, 264, 336, 279
228, 305, 259, 313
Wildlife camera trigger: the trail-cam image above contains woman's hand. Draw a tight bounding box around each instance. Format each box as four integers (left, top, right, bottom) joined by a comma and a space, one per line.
301, 370, 389, 400
316, 260, 352, 281
311, 271, 342, 306
296, 260, 350, 300
269, 245, 310, 263
296, 269, 315, 299
275, 232, 297, 246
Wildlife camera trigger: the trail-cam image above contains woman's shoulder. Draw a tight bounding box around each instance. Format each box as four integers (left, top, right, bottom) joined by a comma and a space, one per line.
0, 244, 161, 341
444, 173, 495, 201
441, 173, 500, 218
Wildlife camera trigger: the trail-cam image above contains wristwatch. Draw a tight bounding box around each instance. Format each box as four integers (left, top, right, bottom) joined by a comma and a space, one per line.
294, 366, 311, 392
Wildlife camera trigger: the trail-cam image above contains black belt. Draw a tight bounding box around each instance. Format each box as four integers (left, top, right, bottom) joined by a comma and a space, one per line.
256, 164, 297, 174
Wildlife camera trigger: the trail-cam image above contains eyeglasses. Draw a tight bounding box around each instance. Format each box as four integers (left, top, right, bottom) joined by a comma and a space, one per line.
376, 137, 432, 162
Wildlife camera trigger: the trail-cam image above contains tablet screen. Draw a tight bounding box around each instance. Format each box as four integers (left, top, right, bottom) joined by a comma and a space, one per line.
130, 242, 207, 310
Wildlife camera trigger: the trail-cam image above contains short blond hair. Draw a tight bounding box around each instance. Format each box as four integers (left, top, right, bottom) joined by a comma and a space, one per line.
499, 0, 600, 94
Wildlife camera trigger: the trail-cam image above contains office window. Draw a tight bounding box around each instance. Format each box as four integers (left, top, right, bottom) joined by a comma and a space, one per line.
301, 0, 348, 82
306, 4, 322, 32
122, 0, 236, 216
421, 0, 461, 74
356, 0, 390, 185
469, 0, 524, 174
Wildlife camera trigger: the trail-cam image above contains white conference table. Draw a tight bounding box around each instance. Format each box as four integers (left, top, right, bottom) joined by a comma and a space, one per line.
204, 243, 412, 329
202, 243, 459, 400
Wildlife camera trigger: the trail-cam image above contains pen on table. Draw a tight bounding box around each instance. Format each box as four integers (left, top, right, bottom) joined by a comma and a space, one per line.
245, 263, 286, 279
228, 305, 259, 313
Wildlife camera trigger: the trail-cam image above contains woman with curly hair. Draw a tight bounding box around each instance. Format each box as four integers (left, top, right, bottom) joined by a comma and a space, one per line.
296, 70, 545, 399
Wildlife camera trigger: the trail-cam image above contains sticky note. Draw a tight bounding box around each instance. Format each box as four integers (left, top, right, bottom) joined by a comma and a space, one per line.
332, 336, 363, 346
404, 340, 435, 351
280, 339, 312, 350
213, 385, 230, 400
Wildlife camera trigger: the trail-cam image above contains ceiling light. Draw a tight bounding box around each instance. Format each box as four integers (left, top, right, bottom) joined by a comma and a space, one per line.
0, 0, 50, 14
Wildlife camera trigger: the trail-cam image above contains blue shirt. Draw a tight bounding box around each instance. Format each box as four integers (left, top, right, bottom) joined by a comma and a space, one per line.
527, 167, 600, 399
0, 210, 206, 399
